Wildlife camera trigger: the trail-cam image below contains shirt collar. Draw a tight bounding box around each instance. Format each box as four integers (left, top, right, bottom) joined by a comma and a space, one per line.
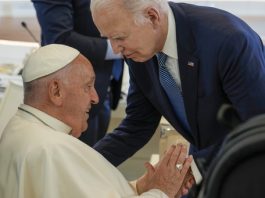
161, 8, 178, 60
18, 104, 72, 135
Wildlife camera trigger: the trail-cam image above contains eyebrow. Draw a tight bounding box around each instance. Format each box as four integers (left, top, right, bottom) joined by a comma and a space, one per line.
111, 35, 123, 39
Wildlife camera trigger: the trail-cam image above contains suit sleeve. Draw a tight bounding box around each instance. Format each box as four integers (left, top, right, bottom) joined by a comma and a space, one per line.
32, 0, 107, 64
218, 29, 265, 121
94, 65, 162, 166
32, 0, 115, 115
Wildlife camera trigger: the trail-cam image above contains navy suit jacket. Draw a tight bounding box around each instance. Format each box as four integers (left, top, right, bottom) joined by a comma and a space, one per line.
32, 0, 123, 116
94, 3, 265, 166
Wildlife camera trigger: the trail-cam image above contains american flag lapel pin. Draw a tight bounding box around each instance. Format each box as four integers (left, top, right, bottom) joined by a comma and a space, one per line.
187, 61, 195, 67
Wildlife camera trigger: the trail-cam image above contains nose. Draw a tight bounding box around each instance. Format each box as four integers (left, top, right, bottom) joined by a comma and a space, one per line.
90, 88, 99, 105
110, 39, 124, 54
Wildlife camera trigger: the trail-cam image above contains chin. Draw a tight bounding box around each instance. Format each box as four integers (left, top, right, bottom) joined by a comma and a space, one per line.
72, 132, 81, 138
71, 128, 84, 138
131, 56, 148, 62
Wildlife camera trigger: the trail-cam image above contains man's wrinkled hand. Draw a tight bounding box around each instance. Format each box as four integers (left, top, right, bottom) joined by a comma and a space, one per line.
136, 144, 193, 198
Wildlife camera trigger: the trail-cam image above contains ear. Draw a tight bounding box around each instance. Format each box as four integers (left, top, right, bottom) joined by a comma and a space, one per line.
48, 80, 64, 106
144, 7, 160, 27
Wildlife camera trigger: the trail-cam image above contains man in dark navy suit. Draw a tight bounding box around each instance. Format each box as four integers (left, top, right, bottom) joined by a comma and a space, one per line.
90, 0, 265, 167
32, 0, 124, 146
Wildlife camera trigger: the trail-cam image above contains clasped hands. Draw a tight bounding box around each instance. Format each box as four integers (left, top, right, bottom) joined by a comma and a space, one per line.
136, 144, 194, 198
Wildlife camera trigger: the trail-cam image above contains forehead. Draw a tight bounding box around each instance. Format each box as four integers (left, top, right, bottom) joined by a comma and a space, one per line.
72, 55, 95, 81
93, 4, 135, 37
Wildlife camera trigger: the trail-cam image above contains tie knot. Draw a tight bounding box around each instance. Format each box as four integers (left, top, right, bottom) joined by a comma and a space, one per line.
157, 52, 167, 67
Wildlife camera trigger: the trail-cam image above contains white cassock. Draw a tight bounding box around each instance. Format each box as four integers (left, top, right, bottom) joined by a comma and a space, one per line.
0, 104, 167, 198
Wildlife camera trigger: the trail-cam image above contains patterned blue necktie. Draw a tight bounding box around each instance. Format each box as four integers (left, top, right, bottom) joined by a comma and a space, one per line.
112, 59, 123, 81
157, 52, 190, 132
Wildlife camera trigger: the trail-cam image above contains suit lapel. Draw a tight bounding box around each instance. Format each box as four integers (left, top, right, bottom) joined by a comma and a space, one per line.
146, 58, 194, 141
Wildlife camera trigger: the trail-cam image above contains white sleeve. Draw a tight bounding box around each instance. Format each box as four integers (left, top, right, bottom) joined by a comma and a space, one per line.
138, 189, 169, 198
128, 180, 168, 198
22, 145, 90, 198
22, 141, 168, 198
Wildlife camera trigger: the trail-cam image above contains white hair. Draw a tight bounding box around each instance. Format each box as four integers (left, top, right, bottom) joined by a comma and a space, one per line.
90, 0, 169, 25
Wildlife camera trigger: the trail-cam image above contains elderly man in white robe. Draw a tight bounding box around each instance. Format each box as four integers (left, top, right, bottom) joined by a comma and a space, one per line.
0, 44, 193, 198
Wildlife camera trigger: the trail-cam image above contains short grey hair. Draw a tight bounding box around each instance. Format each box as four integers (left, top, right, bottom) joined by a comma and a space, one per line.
91, 0, 169, 25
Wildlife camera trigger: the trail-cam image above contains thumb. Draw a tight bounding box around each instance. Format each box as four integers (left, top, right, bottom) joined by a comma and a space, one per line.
144, 162, 155, 175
